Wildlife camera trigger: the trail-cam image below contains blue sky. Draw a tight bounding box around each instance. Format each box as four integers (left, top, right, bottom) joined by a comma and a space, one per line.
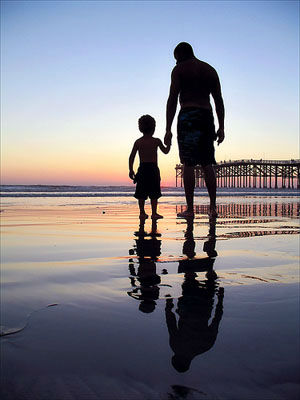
1, 0, 299, 185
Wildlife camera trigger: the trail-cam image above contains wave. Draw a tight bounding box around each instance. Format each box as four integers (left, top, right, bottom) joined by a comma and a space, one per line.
1, 185, 299, 197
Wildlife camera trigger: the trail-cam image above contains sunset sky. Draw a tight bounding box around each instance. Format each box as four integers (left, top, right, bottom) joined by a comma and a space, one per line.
1, 0, 299, 186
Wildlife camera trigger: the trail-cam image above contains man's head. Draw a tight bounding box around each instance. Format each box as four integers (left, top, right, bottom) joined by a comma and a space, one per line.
138, 115, 156, 136
172, 354, 192, 373
174, 42, 195, 63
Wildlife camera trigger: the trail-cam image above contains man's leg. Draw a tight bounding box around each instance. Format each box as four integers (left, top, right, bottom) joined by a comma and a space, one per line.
183, 164, 195, 212
177, 165, 195, 217
202, 164, 217, 216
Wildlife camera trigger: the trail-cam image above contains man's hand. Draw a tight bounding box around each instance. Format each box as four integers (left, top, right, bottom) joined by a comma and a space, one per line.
129, 170, 135, 181
216, 128, 225, 145
164, 131, 173, 146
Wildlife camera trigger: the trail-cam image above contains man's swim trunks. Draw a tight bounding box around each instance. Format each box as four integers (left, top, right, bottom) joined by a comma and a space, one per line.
177, 107, 217, 167
134, 162, 161, 200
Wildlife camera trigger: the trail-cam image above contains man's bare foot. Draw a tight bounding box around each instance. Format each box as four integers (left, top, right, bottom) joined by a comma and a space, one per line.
139, 213, 148, 219
151, 213, 163, 219
177, 210, 194, 218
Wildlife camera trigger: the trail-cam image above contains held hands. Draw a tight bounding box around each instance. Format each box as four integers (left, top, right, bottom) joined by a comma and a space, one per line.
216, 128, 225, 145
164, 130, 173, 146
165, 295, 174, 310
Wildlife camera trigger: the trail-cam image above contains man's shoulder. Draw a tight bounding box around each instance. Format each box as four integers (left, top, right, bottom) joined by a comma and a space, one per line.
171, 64, 180, 76
175, 58, 217, 73
198, 59, 217, 73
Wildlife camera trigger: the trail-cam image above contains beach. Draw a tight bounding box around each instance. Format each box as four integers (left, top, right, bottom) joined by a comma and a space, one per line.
1, 188, 299, 400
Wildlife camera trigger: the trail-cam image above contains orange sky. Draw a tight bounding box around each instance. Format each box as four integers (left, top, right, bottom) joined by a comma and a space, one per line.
1, 1, 299, 186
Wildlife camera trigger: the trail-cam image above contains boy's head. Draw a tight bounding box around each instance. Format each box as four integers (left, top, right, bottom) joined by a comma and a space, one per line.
138, 115, 156, 135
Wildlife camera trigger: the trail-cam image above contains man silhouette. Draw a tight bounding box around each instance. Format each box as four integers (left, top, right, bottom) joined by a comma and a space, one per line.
165, 217, 224, 373
164, 42, 225, 218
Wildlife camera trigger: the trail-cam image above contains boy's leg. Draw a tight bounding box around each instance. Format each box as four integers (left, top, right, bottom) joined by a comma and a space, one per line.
138, 199, 148, 218
151, 198, 163, 219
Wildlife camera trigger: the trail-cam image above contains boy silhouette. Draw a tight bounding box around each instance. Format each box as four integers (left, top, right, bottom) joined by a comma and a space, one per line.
129, 115, 171, 219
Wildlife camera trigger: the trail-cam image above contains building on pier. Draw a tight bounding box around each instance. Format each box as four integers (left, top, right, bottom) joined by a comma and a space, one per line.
175, 159, 300, 189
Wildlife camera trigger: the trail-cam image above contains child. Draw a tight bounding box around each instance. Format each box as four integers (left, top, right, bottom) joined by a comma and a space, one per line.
129, 115, 171, 219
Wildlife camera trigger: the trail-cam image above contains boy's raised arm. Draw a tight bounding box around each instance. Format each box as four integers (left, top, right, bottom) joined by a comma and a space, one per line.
157, 138, 171, 154
129, 141, 138, 180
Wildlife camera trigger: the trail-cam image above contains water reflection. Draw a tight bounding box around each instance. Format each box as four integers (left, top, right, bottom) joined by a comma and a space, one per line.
128, 217, 224, 372
165, 217, 224, 372
176, 201, 299, 218
176, 200, 299, 240
128, 219, 161, 313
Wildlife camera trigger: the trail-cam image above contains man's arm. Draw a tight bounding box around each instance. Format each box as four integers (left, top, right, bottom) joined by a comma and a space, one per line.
211, 72, 225, 145
165, 67, 180, 145
157, 138, 171, 154
209, 287, 224, 333
129, 141, 138, 180
165, 298, 178, 335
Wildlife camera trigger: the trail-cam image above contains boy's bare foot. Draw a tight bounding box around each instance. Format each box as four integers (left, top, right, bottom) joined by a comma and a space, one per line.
177, 210, 194, 218
139, 213, 148, 219
151, 213, 163, 219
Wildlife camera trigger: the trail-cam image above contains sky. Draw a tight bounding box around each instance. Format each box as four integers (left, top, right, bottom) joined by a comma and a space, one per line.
1, 0, 299, 186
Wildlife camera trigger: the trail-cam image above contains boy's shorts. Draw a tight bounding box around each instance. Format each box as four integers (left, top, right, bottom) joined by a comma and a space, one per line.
134, 162, 161, 200
177, 107, 217, 167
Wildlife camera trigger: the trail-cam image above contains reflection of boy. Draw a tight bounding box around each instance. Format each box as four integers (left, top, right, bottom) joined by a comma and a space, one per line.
128, 261, 161, 314
129, 115, 171, 219
128, 219, 162, 313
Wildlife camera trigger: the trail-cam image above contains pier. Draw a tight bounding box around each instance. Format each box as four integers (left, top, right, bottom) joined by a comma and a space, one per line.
175, 159, 300, 189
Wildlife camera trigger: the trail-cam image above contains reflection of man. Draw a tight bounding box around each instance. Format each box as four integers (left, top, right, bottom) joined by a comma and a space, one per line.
128, 220, 161, 313
165, 42, 225, 218
165, 218, 224, 372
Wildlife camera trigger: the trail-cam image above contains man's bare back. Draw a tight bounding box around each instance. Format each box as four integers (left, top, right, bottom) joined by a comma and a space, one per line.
167, 57, 224, 136
173, 58, 220, 110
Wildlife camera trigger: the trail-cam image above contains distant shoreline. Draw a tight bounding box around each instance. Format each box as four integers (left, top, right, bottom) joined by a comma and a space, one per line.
0, 185, 299, 198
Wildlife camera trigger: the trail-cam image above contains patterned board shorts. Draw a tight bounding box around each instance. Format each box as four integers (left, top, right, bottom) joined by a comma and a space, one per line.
134, 162, 161, 200
177, 107, 217, 167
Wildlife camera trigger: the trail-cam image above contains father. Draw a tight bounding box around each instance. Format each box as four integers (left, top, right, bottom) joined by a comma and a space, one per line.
164, 42, 225, 218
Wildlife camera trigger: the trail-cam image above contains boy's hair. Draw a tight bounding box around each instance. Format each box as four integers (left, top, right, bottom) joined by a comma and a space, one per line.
174, 42, 195, 63
138, 115, 156, 135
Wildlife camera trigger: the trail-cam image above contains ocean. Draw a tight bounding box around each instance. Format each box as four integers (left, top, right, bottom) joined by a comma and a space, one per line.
1, 184, 299, 197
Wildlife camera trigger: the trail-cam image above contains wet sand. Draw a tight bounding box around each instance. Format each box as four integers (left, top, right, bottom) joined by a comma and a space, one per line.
1, 198, 299, 400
